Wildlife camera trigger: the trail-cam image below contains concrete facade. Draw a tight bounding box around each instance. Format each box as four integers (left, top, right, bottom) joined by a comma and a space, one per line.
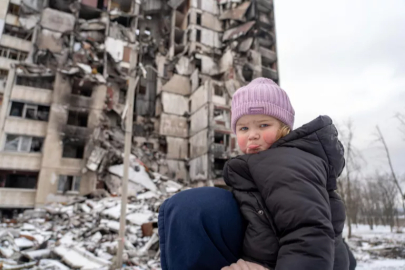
0, 0, 279, 209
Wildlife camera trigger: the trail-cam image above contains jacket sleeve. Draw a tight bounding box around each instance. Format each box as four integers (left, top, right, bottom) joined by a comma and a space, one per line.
248, 149, 335, 270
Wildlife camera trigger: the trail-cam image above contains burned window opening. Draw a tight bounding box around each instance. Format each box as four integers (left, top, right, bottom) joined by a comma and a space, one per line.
138, 84, 146, 95
143, 142, 154, 150
195, 58, 202, 72
67, 110, 89, 127
111, 16, 133, 28
196, 13, 202, 25
119, 89, 126, 104
58, 175, 81, 193
4, 24, 32, 40
196, 29, 201, 42
0, 69, 8, 80
214, 85, 223, 96
16, 75, 55, 90
62, 142, 85, 159
0, 46, 28, 62
4, 134, 44, 153
9, 101, 50, 121
0, 170, 38, 189
214, 158, 226, 177
242, 64, 254, 82
79, 4, 103, 20
8, 3, 20, 16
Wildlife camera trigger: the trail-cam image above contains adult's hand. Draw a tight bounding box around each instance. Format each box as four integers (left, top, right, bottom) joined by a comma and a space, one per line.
221, 259, 269, 270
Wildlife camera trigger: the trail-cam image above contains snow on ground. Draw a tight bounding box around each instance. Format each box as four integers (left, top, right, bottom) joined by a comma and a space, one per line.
343, 224, 405, 270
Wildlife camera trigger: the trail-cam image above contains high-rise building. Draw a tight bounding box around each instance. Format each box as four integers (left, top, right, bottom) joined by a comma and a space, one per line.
0, 0, 279, 211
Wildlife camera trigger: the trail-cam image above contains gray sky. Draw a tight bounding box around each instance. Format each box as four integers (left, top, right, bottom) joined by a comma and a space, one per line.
275, 0, 405, 177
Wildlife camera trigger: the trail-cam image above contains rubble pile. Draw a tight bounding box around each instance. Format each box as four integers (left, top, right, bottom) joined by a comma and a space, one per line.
0, 170, 187, 270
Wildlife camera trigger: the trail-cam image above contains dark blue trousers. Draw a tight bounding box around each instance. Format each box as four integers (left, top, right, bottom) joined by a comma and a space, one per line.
158, 187, 245, 270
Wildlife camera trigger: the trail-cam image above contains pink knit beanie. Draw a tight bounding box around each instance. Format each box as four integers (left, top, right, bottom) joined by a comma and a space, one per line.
231, 78, 295, 133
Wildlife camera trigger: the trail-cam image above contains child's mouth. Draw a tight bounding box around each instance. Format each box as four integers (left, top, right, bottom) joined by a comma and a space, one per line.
248, 145, 261, 151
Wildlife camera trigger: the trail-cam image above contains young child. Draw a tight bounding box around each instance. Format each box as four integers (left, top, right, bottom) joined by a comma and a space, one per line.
222, 77, 349, 270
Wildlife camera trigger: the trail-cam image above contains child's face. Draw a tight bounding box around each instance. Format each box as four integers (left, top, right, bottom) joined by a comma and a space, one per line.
236, 114, 281, 154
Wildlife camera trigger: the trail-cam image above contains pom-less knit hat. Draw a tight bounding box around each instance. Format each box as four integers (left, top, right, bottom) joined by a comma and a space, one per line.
231, 77, 295, 133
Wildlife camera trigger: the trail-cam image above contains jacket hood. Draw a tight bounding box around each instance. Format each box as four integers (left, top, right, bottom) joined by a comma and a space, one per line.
271, 115, 345, 190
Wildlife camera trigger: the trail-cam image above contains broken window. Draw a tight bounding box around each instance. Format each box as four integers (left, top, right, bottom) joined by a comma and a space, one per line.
62, 142, 85, 159
9, 102, 50, 121
4, 135, 44, 153
67, 110, 89, 127
195, 58, 202, 72
196, 13, 202, 25
214, 85, 223, 96
8, 3, 20, 16
72, 86, 93, 97
58, 175, 81, 193
0, 69, 8, 81
0, 170, 38, 189
0, 46, 28, 61
144, 27, 151, 36
196, 29, 201, 42
4, 24, 32, 40
138, 84, 146, 95
15, 75, 55, 90
119, 89, 126, 104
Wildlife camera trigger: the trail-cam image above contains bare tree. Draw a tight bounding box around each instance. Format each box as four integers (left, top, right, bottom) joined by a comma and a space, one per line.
395, 113, 405, 140
338, 121, 364, 238
376, 173, 398, 232
376, 126, 405, 212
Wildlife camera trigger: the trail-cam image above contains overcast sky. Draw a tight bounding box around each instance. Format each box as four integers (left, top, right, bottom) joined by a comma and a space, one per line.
274, 0, 405, 177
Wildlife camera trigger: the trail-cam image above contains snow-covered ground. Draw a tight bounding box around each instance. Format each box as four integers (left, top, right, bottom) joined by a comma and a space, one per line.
344, 224, 405, 270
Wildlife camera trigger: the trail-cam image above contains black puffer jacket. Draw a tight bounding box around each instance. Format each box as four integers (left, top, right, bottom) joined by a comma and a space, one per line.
224, 116, 348, 270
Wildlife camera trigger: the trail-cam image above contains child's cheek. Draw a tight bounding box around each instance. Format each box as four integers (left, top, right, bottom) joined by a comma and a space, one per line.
237, 135, 248, 153
262, 129, 278, 146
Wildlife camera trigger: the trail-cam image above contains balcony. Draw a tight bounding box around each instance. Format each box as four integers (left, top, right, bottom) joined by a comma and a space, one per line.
262, 66, 278, 81
4, 118, 48, 137
0, 152, 42, 171
0, 57, 18, 70
5, 14, 21, 27
259, 46, 277, 65
11, 85, 53, 104
212, 143, 229, 159
0, 188, 36, 208
0, 34, 32, 53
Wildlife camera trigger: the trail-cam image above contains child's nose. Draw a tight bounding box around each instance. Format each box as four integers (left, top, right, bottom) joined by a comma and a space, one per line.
248, 131, 260, 140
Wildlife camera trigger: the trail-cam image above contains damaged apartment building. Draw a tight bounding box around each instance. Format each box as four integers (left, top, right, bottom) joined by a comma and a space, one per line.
0, 0, 279, 212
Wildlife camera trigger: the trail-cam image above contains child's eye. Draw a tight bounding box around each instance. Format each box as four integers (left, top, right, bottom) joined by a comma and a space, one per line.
239, 127, 248, 131
260, 124, 270, 128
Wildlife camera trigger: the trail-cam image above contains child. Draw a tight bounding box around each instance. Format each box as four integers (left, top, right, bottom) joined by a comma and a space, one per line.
222, 77, 349, 270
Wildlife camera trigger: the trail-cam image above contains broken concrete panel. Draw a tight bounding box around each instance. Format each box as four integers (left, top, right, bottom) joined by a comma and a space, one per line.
54, 246, 111, 269
201, 12, 222, 32
196, 54, 219, 76
159, 113, 188, 138
259, 46, 277, 65
161, 74, 190, 95
190, 84, 208, 113
36, 29, 63, 53
86, 146, 107, 171
191, 0, 219, 15
142, 0, 163, 14
109, 164, 158, 192
166, 160, 187, 181
19, 14, 40, 30
175, 57, 193, 76
40, 8, 75, 33
189, 154, 209, 181
106, 37, 128, 62
189, 129, 208, 159
161, 92, 188, 116
21, 0, 45, 13
191, 69, 199, 93
223, 21, 255, 42
219, 1, 251, 21
238, 37, 253, 52
166, 137, 188, 159
190, 104, 209, 135
220, 49, 233, 74
262, 66, 278, 81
